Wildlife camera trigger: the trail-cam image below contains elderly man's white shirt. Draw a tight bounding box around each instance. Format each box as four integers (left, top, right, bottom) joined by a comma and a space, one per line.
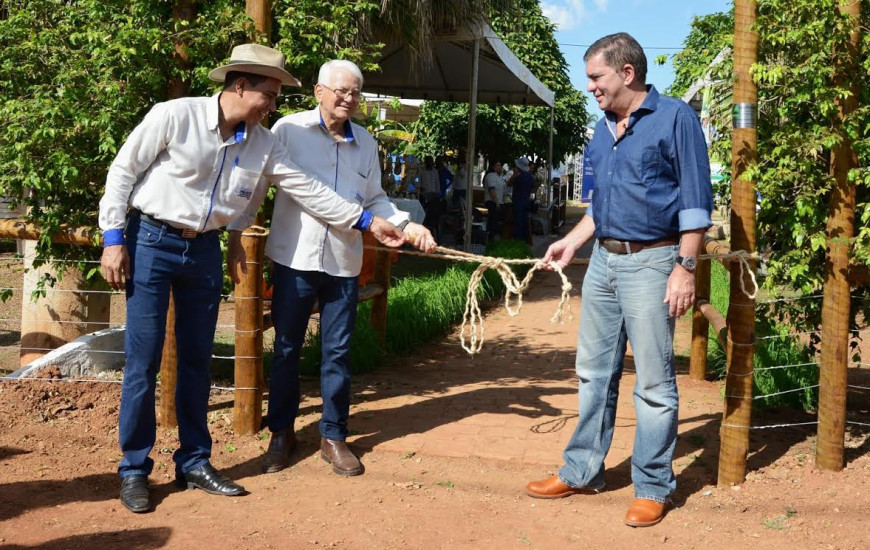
99, 93, 363, 235
264, 108, 408, 277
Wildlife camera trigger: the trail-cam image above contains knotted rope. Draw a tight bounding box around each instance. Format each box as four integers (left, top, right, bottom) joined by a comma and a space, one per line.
369, 245, 573, 355
698, 250, 760, 299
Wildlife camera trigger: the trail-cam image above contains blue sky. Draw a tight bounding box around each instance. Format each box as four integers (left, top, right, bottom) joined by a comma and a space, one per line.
542, 0, 732, 114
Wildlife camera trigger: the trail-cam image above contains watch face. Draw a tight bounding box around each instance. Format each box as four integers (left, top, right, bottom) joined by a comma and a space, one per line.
682, 256, 697, 270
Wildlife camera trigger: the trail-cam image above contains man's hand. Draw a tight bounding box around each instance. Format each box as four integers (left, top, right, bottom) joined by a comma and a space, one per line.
101, 245, 130, 291
542, 237, 580, 270
402, 222, 437, 253
227, 231, 246, 284
664, 265, 695, 317
370, 216, 407, 248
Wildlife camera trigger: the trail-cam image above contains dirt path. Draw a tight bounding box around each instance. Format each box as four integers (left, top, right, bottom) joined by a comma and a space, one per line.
2, 261, 869, 549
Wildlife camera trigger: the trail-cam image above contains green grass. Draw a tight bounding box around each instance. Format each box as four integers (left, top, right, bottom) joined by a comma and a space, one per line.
706, 261, 819, 410
296, 239, 534, 375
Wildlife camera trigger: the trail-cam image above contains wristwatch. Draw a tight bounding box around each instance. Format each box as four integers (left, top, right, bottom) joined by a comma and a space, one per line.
397, 219, 410, 231
676, 255, 697, 272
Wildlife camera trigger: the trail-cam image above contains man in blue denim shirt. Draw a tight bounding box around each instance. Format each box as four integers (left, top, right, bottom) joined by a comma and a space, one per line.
525, 33, 712, 527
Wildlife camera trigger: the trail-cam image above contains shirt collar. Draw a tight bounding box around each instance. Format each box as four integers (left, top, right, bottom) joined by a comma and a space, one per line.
209, 92, 248, 144
317, 108, 356, 143
208, 92, 222, 131
606, 84, 660, 123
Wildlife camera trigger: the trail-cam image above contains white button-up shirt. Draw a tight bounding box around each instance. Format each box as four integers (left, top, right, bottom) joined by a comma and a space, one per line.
99, 93, 363, 237
263, 107, 409, 277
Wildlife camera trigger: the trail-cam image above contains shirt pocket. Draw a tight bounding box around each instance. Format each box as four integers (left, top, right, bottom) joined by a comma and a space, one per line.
223, 166, 260, 207
640, 146, 660, 186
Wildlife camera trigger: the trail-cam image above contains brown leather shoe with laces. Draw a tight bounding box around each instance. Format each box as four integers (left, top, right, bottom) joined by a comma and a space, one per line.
624, 498, 667, 527
262, 428, 297, 473
320, 438, 363, 476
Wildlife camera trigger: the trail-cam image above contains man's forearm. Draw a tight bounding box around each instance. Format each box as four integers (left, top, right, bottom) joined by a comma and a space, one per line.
678, 229, 705, 257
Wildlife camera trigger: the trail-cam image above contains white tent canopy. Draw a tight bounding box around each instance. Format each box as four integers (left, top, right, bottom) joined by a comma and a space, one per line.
364, 22, 555, 108
362, 21, 556, 250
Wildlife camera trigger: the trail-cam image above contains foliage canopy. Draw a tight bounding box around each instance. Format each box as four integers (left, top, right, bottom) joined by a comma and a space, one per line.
667, 1, 870, 350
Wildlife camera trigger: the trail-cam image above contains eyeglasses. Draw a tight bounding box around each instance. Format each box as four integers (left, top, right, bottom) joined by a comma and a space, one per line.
321, 84, 362, 101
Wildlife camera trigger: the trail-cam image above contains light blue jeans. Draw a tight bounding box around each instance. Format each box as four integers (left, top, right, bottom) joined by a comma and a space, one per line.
558, 241, 679, 503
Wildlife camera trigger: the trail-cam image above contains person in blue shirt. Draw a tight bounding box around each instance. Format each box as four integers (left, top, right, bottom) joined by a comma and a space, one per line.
436, 155, 453, 198
524, 32, 713, 528
507, 156, 535, 243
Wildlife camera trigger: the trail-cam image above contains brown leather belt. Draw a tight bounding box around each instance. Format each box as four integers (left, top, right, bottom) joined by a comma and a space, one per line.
132, 210, 204, 239
598, 237, 678, 254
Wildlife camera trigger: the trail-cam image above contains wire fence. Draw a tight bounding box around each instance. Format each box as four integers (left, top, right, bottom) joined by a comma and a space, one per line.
0, 255, 867, 434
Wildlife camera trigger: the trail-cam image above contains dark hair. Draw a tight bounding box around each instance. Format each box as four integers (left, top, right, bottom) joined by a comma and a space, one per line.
224, 71, 269, 90
584, 32, 647, 85
488, 160, 502, 173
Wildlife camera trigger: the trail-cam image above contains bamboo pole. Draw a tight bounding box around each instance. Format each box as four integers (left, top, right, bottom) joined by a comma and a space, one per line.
233, 229, 266, 435
718, 0, 758, 487
369, 248, 393, 345
0, 219, 97, 245
817, 0, 860, 472
690, 257, 712, 380
159, 292, 178, 429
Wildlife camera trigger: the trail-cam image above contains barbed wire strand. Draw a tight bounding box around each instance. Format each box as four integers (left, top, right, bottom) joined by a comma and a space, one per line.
725, 384, 819, 400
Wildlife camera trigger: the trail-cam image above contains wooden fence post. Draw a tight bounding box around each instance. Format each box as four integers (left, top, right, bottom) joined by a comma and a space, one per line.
159, 291, 178, 429
233, 229, 267, 435
690, 257, 712, 380
369, 247, 393, 345
158, 0, 196, 429
246, 0, 271, 38
718, 0, 758, 487
817, 0, 860, 472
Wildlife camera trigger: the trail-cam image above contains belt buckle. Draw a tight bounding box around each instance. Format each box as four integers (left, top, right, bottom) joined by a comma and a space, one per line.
181, 228, 197, 239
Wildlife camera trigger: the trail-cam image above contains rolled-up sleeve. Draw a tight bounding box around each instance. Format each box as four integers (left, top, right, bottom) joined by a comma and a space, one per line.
673, 109, 714, 232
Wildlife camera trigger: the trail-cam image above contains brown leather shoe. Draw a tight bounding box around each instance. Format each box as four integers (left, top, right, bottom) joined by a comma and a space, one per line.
525, 475, 595, 499
262, 428, 296, 473
320, 438, 363, 476
624, 498, 667, 527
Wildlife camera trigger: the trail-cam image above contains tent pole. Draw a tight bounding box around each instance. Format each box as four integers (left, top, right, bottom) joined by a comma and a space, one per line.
547, 106, 554, 217
464, 39, 481, 251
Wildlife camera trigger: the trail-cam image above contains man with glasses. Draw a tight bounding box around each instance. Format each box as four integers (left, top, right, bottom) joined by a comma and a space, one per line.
234, 59, 436, 477
100, 44, 407, 514
524, 33, 713, 527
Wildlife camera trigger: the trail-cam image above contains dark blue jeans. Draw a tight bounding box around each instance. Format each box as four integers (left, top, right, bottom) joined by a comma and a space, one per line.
513, 198, 531, 240
117, 216, 222, 478
268, 264, 359, 440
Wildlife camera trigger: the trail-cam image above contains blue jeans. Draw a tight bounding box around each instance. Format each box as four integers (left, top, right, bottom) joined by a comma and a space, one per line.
558, 242, 679, 503
118, 216, 222, 478
267, 264, 358, 440
513, 198, 530, 240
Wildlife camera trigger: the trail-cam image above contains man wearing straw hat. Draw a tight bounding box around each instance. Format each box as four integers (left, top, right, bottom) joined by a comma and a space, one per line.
228, 58, 436, 478
99, 44, 407, 514
525, 32, 712, 527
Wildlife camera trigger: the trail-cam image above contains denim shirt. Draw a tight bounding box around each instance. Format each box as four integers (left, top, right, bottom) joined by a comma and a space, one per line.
587, 86, 713, 241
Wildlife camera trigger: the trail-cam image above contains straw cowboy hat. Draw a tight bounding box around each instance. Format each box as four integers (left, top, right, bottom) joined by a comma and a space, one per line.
208, 43, 301, 87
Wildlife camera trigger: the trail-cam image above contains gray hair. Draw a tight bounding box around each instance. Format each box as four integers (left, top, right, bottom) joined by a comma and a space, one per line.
317, 59, 364, 88
584, 32, 647, 85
